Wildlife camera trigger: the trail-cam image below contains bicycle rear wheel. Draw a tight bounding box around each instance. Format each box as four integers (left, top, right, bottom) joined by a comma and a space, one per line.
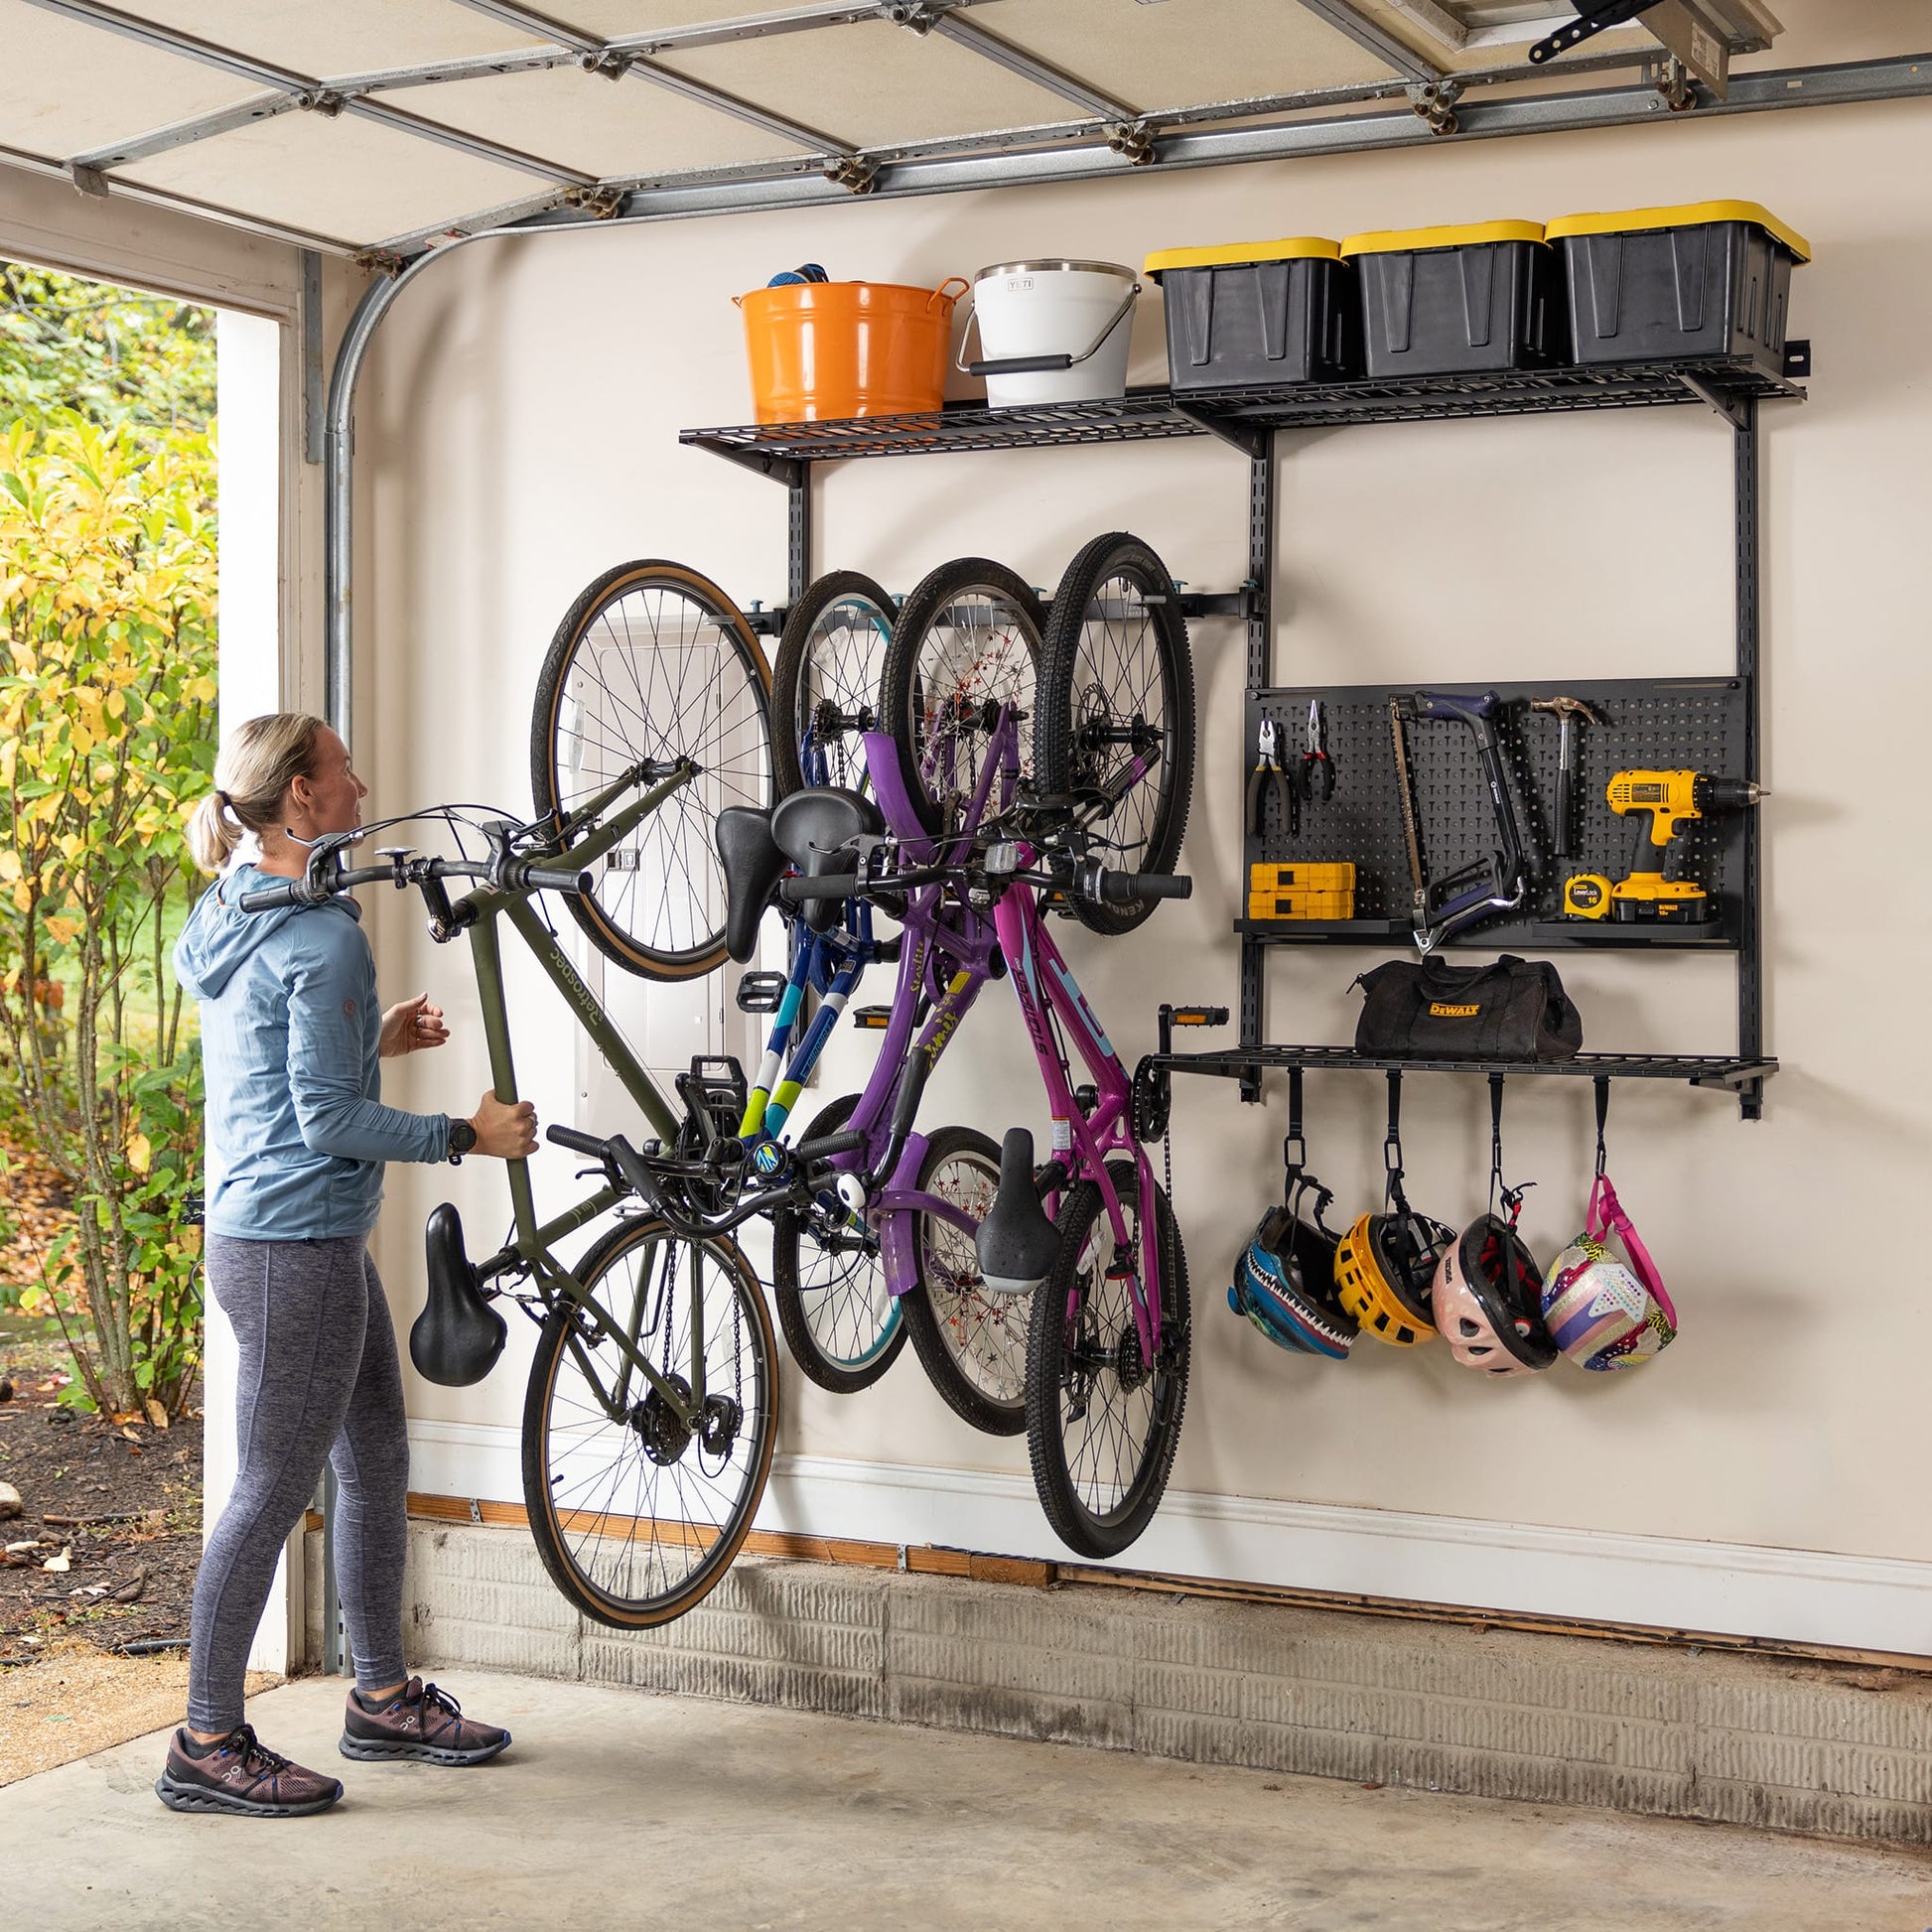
1025, 1159, 1190, 1558
1034, 532, 1195, 934
881, 558, 1042, 838
531, 559, 772, 981
771, 571, 895, 799
900, 1124, 1030, 1437
770, 1092, 905, 1394
522, 1214, 776, 1628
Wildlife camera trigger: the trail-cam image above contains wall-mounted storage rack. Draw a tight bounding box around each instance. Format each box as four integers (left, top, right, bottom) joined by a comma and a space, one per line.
682, 345, 1804, 1120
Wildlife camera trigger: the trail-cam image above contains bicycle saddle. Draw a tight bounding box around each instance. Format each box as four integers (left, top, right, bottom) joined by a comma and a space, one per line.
771, 787, 884, 934
411, 1202, 507, 1387
716, 806, 786, 963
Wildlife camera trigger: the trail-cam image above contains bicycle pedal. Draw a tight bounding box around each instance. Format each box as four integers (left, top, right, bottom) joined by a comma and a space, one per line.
735, 971, 788, 1015
851, 1006, 893, 1031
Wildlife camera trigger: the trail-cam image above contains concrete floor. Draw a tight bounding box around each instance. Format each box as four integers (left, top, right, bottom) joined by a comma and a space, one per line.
7, 1672, 1931, 1931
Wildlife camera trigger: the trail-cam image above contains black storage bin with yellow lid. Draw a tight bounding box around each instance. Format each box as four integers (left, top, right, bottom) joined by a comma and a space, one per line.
1145, 238, 1359, 391
1545, 202, 1810, 376
1342, 220, 1565, 378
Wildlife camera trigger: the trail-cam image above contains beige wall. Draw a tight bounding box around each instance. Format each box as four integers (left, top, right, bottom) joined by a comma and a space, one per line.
358, 95, 1932, 1619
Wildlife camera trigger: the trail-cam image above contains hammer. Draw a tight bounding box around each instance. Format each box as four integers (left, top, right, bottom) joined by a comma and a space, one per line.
1529, 697, 1606, 860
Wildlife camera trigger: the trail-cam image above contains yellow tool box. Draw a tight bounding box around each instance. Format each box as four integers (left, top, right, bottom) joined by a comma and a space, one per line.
1248, 862, 1357, 921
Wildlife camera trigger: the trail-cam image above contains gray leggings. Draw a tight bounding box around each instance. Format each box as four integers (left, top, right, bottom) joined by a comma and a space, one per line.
188, 1233, 410, 1732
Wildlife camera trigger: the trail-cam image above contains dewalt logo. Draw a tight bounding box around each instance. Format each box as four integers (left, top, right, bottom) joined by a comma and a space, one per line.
1430, 1002, 1480, 1019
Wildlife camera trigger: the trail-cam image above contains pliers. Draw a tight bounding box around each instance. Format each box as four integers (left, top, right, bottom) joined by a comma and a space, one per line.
1247, 717, 1297, 843
1299, 699, 1336, 804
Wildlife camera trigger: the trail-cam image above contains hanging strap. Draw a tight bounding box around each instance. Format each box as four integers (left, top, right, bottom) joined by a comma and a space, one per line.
1383, 1070, 1410, 1214
1282, 1066, 1306, 1194
1586, 1172, 1677, 1330
1487, 1071, 1505, 1218
1593, 1076, 1611, 1178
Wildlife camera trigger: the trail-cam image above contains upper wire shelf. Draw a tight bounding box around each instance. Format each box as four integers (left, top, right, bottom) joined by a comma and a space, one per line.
680, 355, 1807, 479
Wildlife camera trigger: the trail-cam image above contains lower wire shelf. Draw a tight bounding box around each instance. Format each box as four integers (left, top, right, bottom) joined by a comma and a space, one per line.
1154, 1044, 1777, 1094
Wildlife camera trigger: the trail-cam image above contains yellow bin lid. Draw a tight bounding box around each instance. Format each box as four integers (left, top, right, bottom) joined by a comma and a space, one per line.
1341, 219, 1546, 257
1545, 201, 1811, 264
1144, 237, 1340, 281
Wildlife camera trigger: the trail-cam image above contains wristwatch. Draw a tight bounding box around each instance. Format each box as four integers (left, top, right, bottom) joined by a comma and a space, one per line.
446, 1118, 479, 1165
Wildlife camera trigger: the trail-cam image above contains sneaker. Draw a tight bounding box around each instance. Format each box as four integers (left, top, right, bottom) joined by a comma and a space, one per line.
339, 1677, 511, 1765
155, 1724, 345, 1817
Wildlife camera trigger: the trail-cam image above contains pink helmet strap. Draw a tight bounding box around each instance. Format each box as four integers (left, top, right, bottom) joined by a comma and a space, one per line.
1587, 1173, 1676, 1328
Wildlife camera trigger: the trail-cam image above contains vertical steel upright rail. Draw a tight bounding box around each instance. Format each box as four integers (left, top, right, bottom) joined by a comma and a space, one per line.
1734, 397, 1765, 1121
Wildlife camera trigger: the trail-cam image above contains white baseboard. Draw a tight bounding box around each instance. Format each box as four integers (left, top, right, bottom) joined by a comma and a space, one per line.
406, 1419, 1932, 1658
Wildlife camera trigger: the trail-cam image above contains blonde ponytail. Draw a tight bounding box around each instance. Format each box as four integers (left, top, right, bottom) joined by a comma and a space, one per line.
187, 713, 328, 877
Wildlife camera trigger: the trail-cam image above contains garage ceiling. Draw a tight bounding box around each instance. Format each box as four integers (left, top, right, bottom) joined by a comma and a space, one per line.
0, 0, 1925, 258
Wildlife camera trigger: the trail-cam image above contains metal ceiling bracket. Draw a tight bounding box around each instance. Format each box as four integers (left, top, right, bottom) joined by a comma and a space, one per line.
562, 184, 624, 218
824, 155, 880, 194
1106, 122, 1157, 167
1657, 55, 1699, 110
1407, 78, 1464, 136
67, 161, 110, 198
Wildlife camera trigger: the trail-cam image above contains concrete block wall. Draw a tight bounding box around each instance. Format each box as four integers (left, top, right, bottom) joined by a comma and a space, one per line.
396, 1522, 1932, 1846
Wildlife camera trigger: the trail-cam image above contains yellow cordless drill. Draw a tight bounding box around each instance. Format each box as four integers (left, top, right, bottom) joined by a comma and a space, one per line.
1563, 769, 1765, 922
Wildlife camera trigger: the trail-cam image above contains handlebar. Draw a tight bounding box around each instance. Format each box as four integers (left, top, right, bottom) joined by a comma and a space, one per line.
1091, 868, 1191, 905
237, 851, 593, 914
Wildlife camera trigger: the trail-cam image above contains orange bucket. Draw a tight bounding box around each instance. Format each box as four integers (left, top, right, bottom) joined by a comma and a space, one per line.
738, 278, 970, 423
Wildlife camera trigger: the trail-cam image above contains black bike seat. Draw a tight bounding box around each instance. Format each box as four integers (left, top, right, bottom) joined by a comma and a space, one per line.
715, 806, 785, 963
771, 788, 884, 933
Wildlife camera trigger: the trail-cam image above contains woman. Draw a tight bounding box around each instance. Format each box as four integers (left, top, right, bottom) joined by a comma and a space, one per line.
162, 713, 533, 1817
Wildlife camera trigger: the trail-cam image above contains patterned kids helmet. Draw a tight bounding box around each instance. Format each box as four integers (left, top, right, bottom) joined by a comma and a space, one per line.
1432, 1212, 1558, 1376
1228, 1182, 1357, 1361
1542, 1174, 1677, 1371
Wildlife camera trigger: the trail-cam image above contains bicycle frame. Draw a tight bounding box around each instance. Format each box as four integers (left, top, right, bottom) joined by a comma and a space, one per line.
815, 722, 1161, 1360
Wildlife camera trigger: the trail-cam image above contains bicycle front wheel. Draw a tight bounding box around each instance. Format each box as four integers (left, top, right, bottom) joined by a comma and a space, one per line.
521, 1214, 777, 1628
531, 559, 772, 981
900, 1124, 1031, 1437
881, 557, 1042, 838
1025, 1159, 1190, 1558
770, 1092, 905, 1394
1035, 532, 1196, 934
771, 571, 895, 799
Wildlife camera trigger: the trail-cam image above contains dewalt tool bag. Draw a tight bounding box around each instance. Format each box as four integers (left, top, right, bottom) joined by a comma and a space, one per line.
1351, 955, 1583, 1061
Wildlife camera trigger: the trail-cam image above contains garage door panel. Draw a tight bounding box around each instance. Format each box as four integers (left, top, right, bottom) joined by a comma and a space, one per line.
104, 0, 548, 82
659, 19, 1080, 147
119, 109, 552, 247
0, 0, 263, 159
974, 0, 1404, 106
404, 63, 810, 180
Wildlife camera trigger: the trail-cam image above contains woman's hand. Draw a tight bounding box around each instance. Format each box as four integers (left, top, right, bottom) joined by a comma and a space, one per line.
381, 993, 449, 1059
471, 1090, 539, 1160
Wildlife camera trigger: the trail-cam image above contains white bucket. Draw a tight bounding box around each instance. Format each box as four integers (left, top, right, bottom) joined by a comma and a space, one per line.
964, 259, 1140, 409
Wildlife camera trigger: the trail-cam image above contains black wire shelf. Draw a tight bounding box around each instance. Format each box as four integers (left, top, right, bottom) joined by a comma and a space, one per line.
681, 354, 1805, 479
1154, 1044, 1778, 1094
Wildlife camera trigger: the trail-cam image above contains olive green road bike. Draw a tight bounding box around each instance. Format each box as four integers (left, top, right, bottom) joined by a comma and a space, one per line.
238, 759, 852, 1630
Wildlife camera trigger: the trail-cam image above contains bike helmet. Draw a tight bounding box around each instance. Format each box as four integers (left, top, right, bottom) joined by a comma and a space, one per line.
1433, 1209, 1557, 1376
1331, 1071, 1449, 1348
1228, 1177, 1356, 1361
1334, 1207, 1450, 1348
1541, 1087, 1677, 1371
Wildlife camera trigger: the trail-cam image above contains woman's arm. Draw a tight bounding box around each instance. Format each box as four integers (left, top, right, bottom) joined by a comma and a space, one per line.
285, 925, 452, 1165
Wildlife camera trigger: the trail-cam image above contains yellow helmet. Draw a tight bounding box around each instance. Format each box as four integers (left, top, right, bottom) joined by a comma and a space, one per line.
1334, 1210, 1452, 1348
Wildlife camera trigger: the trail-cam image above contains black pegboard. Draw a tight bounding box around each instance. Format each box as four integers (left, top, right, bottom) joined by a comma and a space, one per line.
1243, 677, 1752, 948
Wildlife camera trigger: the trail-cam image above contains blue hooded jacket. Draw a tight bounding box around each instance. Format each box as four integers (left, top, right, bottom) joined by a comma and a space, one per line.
174, 864, 452, 1240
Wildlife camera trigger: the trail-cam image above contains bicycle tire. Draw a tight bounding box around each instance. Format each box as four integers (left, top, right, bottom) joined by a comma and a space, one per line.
771, 571, 895, 800
1025, 1159, 1190, 1558
1035, 532, 1196, 934
770, 1091, 905, 1394
881, 558, 1043, 838
530, 558, 772, 981
521, 1213, 776, 1628
899, 1124, 1030, 1437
